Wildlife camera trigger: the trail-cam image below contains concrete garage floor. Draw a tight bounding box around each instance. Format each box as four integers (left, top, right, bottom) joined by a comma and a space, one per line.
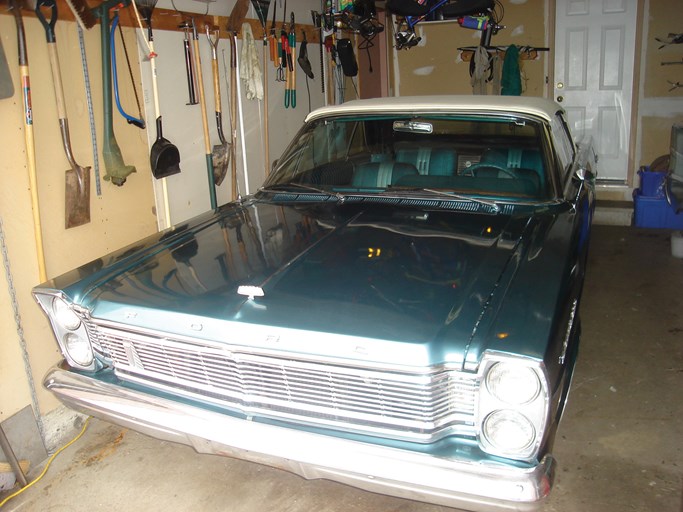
2, 225, 682, 512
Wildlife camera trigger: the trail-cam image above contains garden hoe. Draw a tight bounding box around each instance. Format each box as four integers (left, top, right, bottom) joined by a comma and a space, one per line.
35, 0, 90, 228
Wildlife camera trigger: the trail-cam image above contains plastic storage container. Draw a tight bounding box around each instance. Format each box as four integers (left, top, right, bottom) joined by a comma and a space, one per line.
638, 166, 667, 197
633, 190, 683, 229
672, 231, 683, 258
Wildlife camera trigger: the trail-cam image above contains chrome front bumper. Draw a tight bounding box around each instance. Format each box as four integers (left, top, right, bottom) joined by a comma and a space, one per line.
44, 365, 554, 512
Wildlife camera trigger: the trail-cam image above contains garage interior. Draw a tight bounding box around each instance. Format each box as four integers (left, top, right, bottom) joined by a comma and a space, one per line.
1, 0, 682, 511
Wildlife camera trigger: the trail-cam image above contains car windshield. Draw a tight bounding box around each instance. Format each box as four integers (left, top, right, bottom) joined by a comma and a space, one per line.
264, 113, 553, 201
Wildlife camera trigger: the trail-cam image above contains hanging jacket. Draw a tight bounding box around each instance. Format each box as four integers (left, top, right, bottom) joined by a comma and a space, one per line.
501, 44, 522, 96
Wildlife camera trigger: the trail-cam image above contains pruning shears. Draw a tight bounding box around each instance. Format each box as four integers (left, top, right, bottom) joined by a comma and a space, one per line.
285, 12, 296, 108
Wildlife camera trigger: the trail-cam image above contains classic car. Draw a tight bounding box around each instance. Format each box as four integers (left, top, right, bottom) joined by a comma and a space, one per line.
35, 96, 596, 512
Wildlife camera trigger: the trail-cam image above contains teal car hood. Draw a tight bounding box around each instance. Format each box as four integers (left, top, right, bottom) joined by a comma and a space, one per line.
54, 199, 546, 366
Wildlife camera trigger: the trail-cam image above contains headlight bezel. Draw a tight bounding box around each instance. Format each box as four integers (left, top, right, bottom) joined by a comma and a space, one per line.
477, 352, 550, 462
33, 290, 96, 371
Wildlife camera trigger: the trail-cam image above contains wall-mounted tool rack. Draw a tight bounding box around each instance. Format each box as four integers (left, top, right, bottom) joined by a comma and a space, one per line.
1, 0, 321, 43
458, 45, 549, 62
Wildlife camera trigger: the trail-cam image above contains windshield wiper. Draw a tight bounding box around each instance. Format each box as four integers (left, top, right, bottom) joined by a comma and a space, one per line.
259, 183, 346, 202
386, 187, 502, 213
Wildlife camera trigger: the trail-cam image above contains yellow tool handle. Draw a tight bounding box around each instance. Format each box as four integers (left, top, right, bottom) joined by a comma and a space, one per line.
192, 36, 212, 155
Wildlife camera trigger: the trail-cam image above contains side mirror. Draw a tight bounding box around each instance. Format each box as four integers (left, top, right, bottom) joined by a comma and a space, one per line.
574, 166, 595, 182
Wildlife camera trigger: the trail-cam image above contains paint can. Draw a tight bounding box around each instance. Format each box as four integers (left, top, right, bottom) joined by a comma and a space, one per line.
672, 231, 683, 258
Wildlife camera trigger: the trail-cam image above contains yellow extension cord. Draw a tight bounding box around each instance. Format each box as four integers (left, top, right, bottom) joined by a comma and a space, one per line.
0, 417, 91, 509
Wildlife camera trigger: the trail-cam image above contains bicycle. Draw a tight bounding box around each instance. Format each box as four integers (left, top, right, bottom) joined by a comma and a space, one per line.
386, 0, 503, 50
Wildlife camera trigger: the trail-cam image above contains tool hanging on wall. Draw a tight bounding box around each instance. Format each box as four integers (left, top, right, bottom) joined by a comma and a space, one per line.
250, 0, 272, 176
206, 25, 230, 187
76, 26, 101, 197
269, 0, 278, 68
94, 0, 136, 186
312, 8, 326, 100
227, 0, 251, 200
251, 0, 272, 33
111, 13, 145, 129
9, 0, 46, 282
35, 0, 91, 229
275, 1, 286, 83
298, 30, 314, 79
63, 0, 100, 196
191, 18, 217, 210
285, 13, 296, 108
179, 21, 198, 105
132, 0, 182, 187
298, 30, 314, 112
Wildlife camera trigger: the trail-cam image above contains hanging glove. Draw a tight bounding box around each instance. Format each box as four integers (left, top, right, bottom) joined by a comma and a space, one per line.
298, 32, 314, 79
240, 23, 264, 100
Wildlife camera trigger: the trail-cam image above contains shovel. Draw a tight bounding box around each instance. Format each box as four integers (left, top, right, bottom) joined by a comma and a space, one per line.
191, 18, 217, 210
35, 0, 91, 228
206, 26, 230, 187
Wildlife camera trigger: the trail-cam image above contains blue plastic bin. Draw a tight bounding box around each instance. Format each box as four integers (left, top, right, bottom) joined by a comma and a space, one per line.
637, 167, 667, 197
633, 190, 683, 229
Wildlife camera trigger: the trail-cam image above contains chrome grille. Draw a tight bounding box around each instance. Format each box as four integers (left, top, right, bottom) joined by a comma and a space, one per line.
87, 321, 477, 441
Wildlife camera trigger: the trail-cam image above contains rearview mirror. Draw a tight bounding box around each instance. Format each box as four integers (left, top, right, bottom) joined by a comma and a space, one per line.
393, 120, 433, 134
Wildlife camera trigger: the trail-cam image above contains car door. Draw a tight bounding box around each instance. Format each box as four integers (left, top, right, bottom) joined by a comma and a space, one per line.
554, 111, 595, 276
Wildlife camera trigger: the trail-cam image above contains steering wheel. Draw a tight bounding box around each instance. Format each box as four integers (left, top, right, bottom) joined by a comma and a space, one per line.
462, 163, 518, 179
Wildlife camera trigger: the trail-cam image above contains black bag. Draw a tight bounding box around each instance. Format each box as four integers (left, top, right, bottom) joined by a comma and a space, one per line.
336, 39, 358, 77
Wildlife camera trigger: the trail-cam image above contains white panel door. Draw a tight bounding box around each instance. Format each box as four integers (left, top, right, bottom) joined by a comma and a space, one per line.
554, 0, 637, 182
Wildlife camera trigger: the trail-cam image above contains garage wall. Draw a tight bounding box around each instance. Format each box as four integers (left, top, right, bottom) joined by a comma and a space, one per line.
0, 12, 159, 430
0, 0, 327, 443
636, 0, 683, 168
144, 0, 325, 227
389, 1, 548, 97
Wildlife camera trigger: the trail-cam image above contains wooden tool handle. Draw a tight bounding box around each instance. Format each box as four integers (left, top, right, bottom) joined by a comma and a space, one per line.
192, 37, 212, 155
212, 57, 221, 114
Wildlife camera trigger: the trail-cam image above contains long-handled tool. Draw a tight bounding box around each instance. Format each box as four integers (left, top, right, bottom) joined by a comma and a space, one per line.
34, 0, 91, 229
132, 0, 181, 180
227, 0, 251, 200
206, 26, 230, 187
179, 20, 198, 105
94, 0, 136, 186
285, 13, 296, 108
191, 19, 217, 210
250, 0, 272, 176
111, 13, 145, 130
10, 0, 46, 282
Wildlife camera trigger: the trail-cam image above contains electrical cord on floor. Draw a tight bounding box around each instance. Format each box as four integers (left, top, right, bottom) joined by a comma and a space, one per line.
0, 417, 91, 509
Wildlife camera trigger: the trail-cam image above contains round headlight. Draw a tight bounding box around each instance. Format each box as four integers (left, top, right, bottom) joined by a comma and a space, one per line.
52, 297, 81, 331
482, 409, 535, 455
63, 332, 94, 367
485, 362, 541, 405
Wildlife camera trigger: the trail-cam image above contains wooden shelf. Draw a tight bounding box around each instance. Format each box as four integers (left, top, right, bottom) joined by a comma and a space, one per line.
2, 0, 320, 43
